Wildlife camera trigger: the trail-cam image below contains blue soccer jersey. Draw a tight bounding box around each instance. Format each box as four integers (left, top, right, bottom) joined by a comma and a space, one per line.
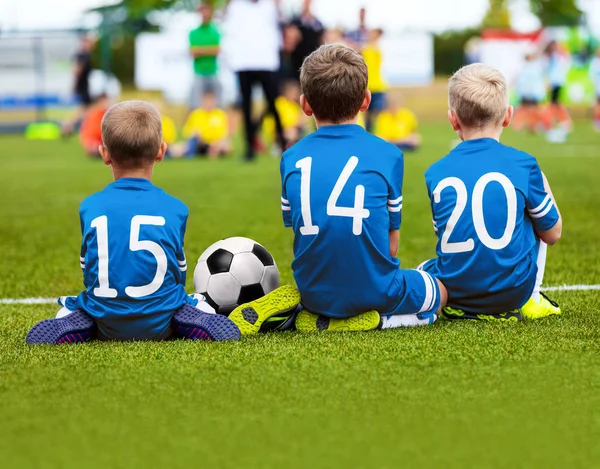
65, 178, 193, 340
424, 138, 559, 313
281, 124, 412, 318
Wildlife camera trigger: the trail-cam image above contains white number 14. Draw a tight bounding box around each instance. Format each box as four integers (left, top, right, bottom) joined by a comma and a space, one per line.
296, 156, 370, 236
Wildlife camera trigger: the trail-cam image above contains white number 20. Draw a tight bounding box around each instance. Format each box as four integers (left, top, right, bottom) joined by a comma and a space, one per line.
90, 215, 167, 298
296, 156, 370, 236
433, 172, 517, 253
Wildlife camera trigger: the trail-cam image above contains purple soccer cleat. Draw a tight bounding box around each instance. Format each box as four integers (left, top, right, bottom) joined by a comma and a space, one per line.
172, 304, 241, 342
26, 310, 96, 345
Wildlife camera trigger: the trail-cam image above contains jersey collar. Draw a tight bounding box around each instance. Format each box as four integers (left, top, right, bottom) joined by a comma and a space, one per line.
111, 178, 154, 189
316, 124, 365, 135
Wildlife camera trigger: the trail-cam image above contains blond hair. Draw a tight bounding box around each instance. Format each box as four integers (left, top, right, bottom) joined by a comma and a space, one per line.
102, 101, 162, 167
448, 64, 508, 128
300, 44, 368, 123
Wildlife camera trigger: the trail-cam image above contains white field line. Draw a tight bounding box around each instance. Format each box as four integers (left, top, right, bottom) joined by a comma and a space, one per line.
0, 284, 598, 306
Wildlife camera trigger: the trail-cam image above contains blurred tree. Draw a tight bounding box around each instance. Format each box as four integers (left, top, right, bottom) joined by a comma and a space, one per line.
529, 0, 583, 26
482, 0, 511, 29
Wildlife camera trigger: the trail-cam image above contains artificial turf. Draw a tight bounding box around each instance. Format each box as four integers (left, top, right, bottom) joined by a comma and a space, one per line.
0, 121, 598, 468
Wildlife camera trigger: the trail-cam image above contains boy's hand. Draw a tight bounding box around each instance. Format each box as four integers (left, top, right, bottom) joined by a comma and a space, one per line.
389, 230, 400, 258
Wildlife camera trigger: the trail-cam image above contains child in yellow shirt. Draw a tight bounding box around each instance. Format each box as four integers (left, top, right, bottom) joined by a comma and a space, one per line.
263, 80, 306, 149
375, 97, 421, 151
182, 91, 230, 158
362, 28, 387, 131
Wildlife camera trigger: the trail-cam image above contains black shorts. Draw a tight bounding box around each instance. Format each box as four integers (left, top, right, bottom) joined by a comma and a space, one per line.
550, 86, 562, 105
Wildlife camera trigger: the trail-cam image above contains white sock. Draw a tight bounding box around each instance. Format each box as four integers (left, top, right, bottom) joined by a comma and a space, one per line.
531, 241, 548, 302
381, 313, 436, 329
56, 306, 75, 319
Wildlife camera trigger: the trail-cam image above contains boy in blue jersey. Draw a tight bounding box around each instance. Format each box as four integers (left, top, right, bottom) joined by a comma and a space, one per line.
420, 64, 562, 321
228, 45, 447, 334
27, 101, 240, 344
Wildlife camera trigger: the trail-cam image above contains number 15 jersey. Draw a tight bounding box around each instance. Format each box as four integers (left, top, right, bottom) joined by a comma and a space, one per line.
65, 178, 192, 340
424, 138, 559, 312
281, 124, 404, 318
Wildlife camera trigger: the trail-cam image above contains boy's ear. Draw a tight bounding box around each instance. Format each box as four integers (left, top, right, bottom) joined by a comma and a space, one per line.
156, 141, 168, 163
502, 105, 514, 128
448, 109, 461, 132
359, 90, 372, 113
300, 95, 313, 117
99, 145, 111, 166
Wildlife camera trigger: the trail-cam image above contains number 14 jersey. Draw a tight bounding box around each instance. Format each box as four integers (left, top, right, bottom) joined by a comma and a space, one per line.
424, 138, 559, 312
281, 124, 405, 318
65, 178, 193, 340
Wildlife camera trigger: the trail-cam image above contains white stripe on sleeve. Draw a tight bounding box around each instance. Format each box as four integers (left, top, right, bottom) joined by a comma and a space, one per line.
281, 205, 291, 212
528, 195, 551, 214
388, 196, 403, 206
529, 200, 555, 219
281, 197, 290, 205
388, 205, 402, 212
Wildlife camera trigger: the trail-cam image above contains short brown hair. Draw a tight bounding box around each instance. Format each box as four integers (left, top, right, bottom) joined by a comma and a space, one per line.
101, 101, 162, 167
448, 64, 508, 128
300, 44, 368, 123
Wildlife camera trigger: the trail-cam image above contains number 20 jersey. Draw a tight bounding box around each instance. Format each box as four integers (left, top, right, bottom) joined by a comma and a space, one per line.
65, 178, 192, 340
280, 124, 404, 318
424, 138, 560, 312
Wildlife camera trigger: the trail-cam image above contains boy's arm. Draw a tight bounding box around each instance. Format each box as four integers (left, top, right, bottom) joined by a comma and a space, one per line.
527, 164, 562, 246
280, 158, 292, 228
389, 229, 400, 258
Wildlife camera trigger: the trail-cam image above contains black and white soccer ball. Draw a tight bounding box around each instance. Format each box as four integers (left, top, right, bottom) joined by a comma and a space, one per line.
194, 237, 280, 316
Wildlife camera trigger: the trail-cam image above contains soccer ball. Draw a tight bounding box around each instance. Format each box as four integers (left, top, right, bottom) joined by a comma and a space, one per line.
193, 237, 280, 316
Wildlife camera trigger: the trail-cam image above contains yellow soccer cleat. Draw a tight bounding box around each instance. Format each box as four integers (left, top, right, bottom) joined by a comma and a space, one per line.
295, 309, 381, 333
228, 285, 301, 335
521, 293, 561, 320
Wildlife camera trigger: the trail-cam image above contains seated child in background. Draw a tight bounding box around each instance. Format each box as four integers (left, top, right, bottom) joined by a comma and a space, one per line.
27, 101, 240, 344
420, 64, 562, 321
227, 44, 448, 335
374, 96, 421, 151
362, 28, 387, 132
590, 48, 600, 131
181, 91, 230, 158
263, 80, 306, 149
513, 53, 550, 133
79, 94, 110, 157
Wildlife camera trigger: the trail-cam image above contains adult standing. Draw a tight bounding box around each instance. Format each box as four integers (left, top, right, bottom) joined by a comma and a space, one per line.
189, 3, 221, 110
224, 0, 286, 161
288, 0, 324, 81
62, 35, 94, 134
346, 7, 369, 51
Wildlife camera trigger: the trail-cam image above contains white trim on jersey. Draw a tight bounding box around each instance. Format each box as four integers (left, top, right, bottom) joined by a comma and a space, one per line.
432, 219, 438, 232
388, 196, 403, 212
529, 200, 555, 219
178, 259, 187, 266
281, 197, 290, 205
529, 195, 551, 215
388, 205, 402, 212
416, 270, 437, 313
388, 196, 403, 205
179, 265, 187, 272
281, 205, 291, 212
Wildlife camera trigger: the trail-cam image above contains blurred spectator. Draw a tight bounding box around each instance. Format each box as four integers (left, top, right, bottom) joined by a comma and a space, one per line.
288, 0, 324, 81
545, 40, 572, 130
590, 48, 600, 131
374, 96, 421, 151
323, 28, 351, 47
362, 28, 387, 131
62, 35, 96, 135
181, 91, 231, 159
224, 0, 286, 161
189, 3, 221, 109
513, 53, 549, 133
346, 7, 369, 51
79, 94, 110, 157
263, 80, 306, 148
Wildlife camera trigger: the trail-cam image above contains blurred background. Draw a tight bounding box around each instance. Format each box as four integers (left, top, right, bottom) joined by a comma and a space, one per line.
0, 0, 598, 152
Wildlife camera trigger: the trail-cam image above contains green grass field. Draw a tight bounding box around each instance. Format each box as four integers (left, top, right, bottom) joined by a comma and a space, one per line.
0, 121, 598, 468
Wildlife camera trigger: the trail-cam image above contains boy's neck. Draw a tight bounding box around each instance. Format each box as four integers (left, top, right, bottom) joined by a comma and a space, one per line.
315, 115, 360, 129
111, 165, 154, 182
460, 125, 504, 142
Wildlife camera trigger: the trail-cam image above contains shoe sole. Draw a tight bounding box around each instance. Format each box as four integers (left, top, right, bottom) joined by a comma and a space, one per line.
228, 285, 301, 335
442, 308, 523, 322
173, 304, 241, 341
26, 310, 95, 345
296, 310, 381, 333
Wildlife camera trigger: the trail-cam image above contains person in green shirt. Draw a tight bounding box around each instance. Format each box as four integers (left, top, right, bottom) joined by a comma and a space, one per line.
189, 3, 221, 109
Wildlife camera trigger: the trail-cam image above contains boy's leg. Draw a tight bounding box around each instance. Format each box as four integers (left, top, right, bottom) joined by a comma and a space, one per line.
172, 294, 241, 341
26, 309, 96, 345
521, 241, 561, 319
228, 285, 301, 335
